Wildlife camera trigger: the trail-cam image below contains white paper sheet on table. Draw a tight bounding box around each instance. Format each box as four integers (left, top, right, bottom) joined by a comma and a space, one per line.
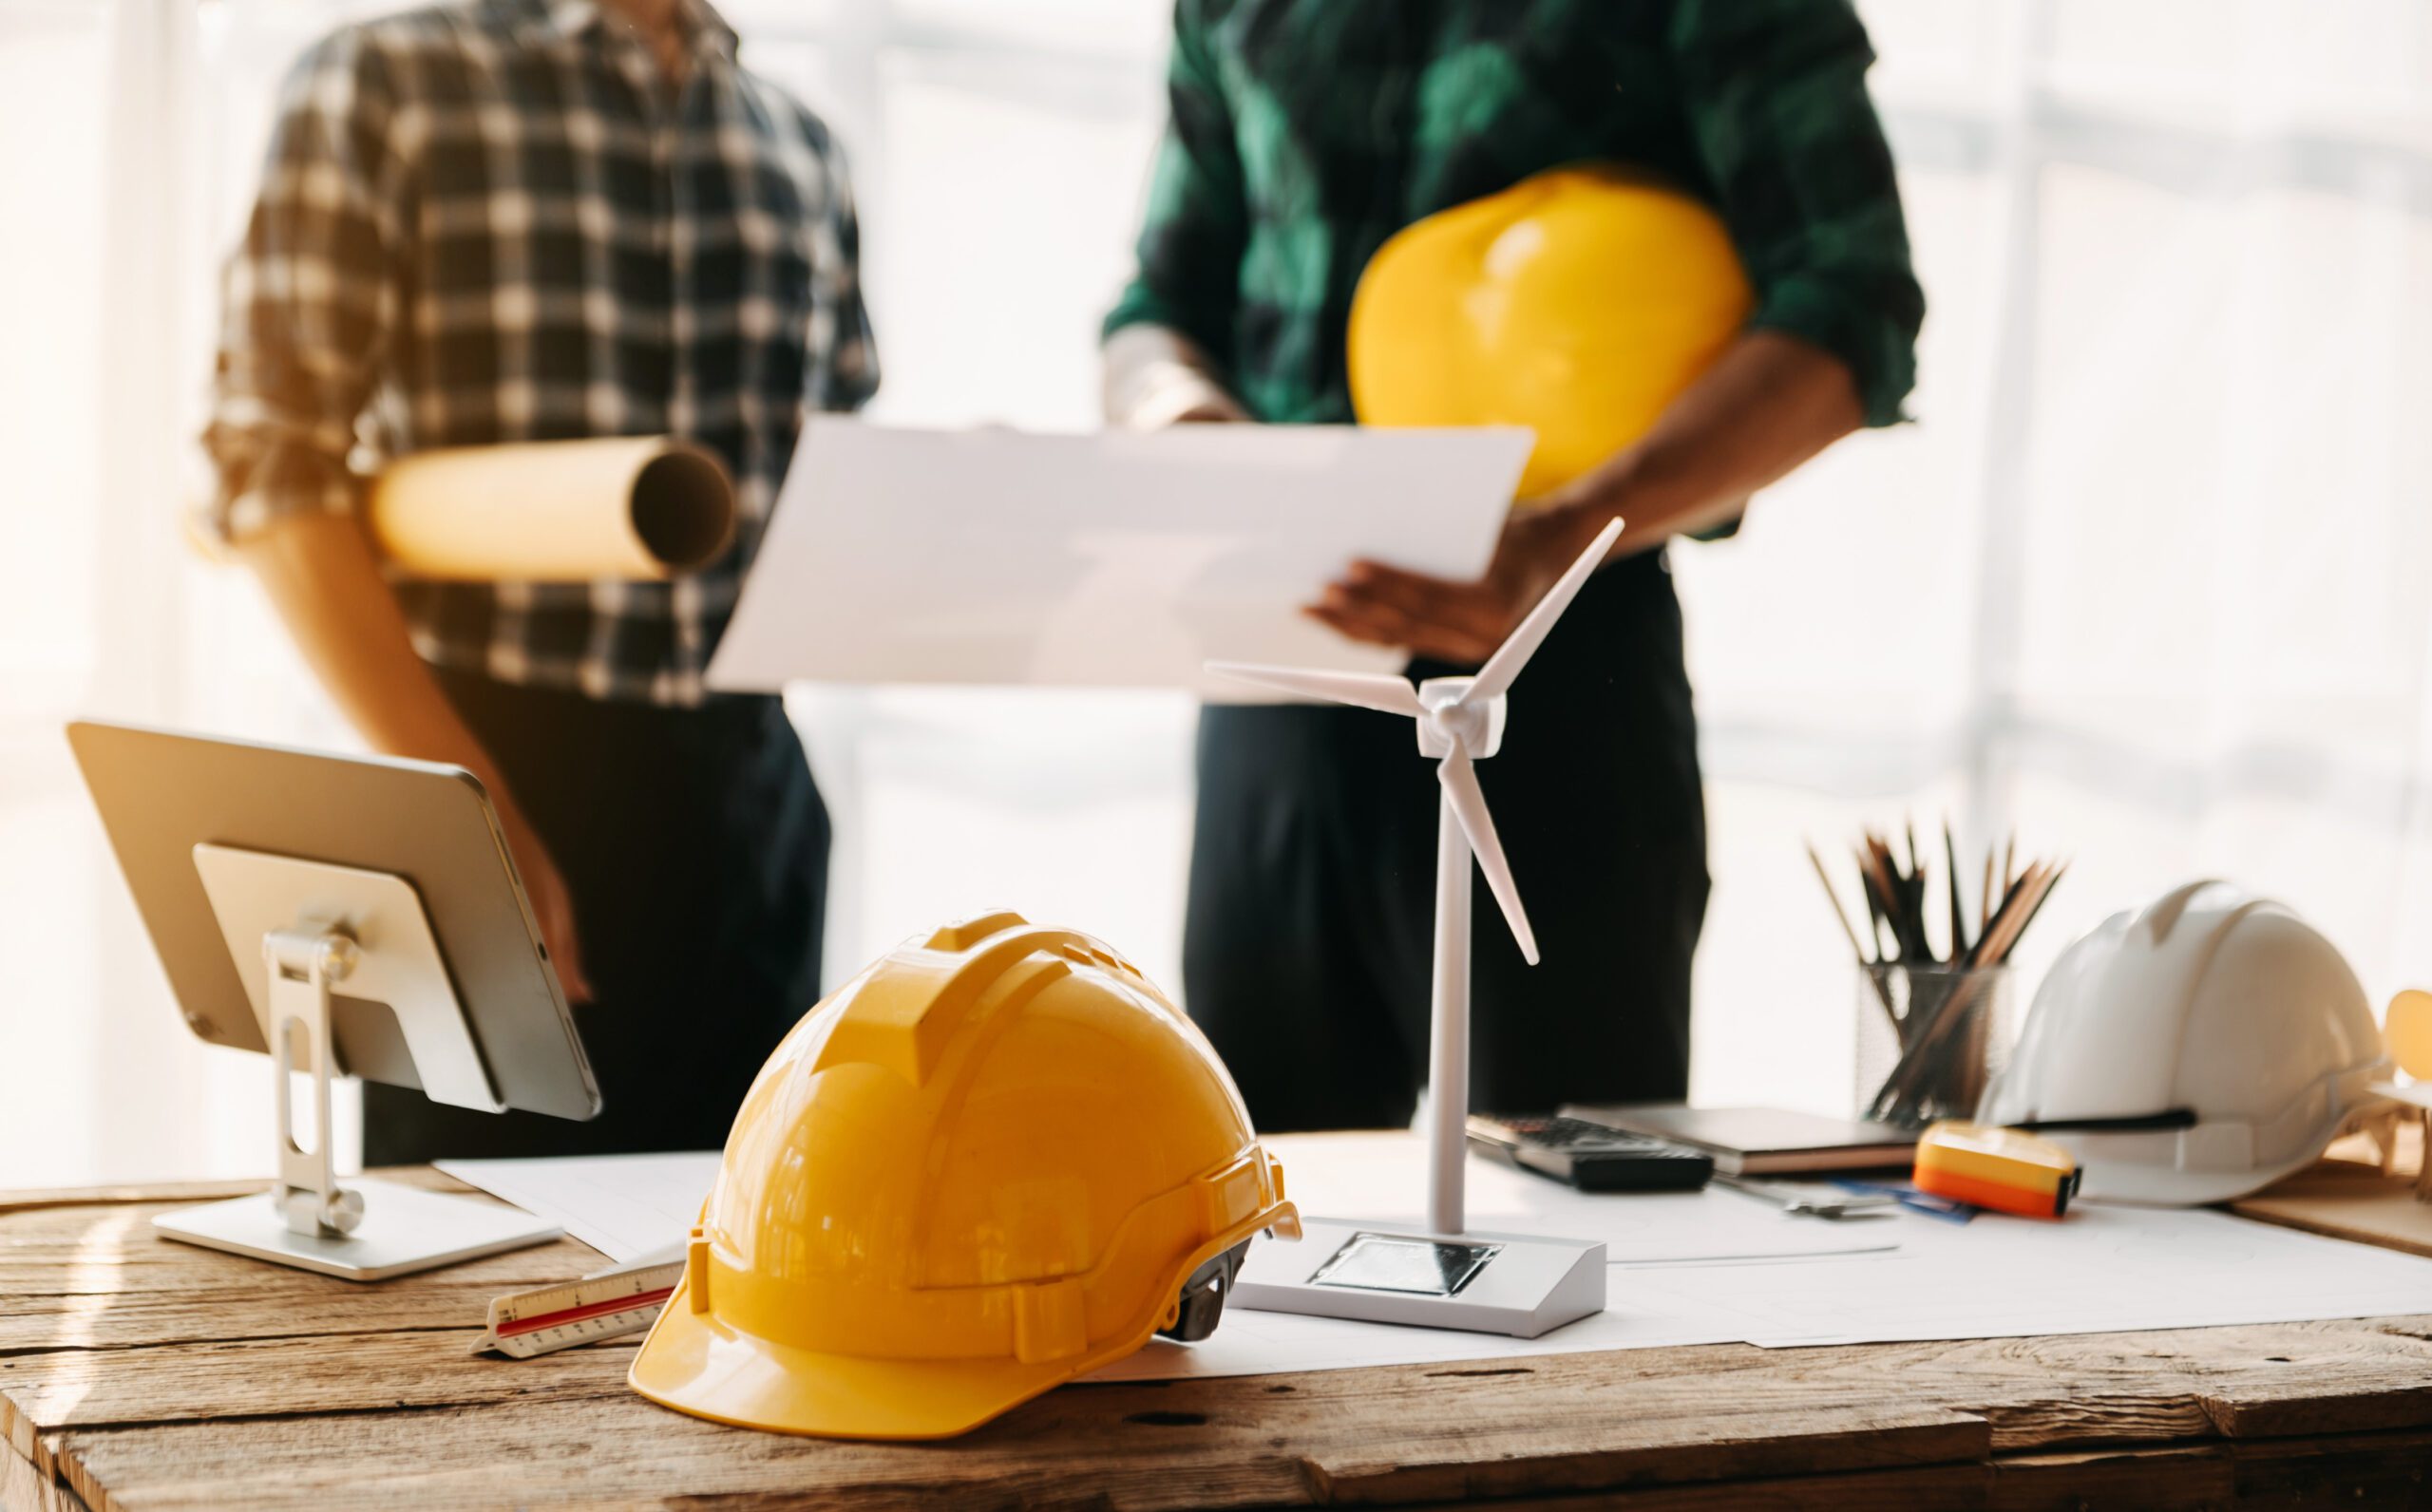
1665, 1198, 2432, 1348
1250, 1132, 1904, 1269
1091, 1132, 1904, 1381
1100, 1133, 2432, 1381
436, 1135, 1890, 1273
703, 420, 1530, 696
436, 1132, 2432, 1385
436, 1151, 717, 1263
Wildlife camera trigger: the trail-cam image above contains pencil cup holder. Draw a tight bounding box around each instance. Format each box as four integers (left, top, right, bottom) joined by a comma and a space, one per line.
1854, 965, 2017, 1131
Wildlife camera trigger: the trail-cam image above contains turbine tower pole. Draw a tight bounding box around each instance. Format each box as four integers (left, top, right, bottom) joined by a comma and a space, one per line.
1426, 777, 1472, 1238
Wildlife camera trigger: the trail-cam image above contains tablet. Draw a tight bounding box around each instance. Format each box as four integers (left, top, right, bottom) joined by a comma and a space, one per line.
68, 720, 599, 1121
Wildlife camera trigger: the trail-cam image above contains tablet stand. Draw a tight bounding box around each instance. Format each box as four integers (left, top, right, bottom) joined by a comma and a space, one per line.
154, 845, 561, 1281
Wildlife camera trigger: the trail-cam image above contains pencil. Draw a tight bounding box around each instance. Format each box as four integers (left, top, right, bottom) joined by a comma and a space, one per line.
1857, 842, 1900, 960
1944, 821, 1967, 958
2004, 862, 2065, 960
1806, 841, 1870, 964
1817, 841, 1903, 1030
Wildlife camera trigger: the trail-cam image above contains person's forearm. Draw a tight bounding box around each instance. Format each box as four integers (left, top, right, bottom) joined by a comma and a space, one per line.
236, 510, 516, 795
1546, 329, 1867, 558
238, 505, 596, 999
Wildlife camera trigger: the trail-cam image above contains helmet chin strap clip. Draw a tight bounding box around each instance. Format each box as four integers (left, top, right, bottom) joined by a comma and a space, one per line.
1158, 1240, 1250, 1344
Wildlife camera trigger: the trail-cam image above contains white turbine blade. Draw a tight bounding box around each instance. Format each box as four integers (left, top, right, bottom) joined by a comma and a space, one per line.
1438, 744, 1539, 965
1464, 517, 1624, 705
1203, 661, 1423, 718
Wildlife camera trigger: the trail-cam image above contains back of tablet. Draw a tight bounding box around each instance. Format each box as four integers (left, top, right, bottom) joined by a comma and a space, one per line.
68, 720, 599, 1122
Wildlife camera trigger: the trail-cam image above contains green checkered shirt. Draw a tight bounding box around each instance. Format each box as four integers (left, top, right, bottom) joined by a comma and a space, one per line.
1107, 0, 1924, 431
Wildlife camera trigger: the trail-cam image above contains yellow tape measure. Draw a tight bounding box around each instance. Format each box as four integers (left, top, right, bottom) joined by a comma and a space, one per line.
1912, 1122, 2081, 1219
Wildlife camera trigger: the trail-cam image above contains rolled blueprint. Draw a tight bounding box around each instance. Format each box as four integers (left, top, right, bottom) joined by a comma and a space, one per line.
369, 437, 736, 581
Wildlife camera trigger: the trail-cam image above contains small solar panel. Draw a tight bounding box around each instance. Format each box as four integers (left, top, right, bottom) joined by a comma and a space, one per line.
1307, 1232, 1502, 1296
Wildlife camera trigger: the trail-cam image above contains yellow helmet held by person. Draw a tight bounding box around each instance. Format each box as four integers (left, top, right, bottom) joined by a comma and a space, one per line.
1349, 162, 1754, 501
629, 912, 1300, 1441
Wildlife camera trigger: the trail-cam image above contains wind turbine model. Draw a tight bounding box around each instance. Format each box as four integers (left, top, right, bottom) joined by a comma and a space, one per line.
1209, 517, 1623, 1338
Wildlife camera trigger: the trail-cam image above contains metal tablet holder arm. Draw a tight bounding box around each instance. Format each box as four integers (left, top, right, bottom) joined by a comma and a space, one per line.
262, 924, 372, 1237
167, 844, 558, 1281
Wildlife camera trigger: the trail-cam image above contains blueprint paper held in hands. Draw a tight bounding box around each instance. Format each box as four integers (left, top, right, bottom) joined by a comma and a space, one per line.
703, 419, 1531, 696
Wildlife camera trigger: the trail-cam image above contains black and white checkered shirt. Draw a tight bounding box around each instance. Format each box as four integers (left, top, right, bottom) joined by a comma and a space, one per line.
205, 0, 877, 705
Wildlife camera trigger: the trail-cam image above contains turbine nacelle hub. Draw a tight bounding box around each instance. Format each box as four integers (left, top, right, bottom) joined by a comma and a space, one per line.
1416, 677, 1505, 759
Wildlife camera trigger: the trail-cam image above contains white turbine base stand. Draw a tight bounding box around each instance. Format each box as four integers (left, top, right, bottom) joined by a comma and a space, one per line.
1232, 1218, 1606, 1338
155, 1178, 560, 1283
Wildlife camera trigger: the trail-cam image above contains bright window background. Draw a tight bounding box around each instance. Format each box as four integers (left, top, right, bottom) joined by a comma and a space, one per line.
1, 0, 2427, 1186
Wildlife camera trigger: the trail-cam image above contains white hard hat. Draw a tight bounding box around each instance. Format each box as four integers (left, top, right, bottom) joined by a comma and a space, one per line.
1978, 880, 2388, 1206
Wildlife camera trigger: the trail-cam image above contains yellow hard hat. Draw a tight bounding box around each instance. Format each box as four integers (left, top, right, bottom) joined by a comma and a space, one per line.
1349, 162, 1754, 501
629, 911, 1300, 1441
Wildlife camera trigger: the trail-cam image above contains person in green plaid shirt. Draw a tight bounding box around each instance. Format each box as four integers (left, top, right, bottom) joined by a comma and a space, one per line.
1104, 0, 1924, 1131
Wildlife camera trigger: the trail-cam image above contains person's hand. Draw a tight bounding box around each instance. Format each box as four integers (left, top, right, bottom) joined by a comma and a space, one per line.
1165, 396, 1247, 425
495, 803, 594, 1005
1307, 503, 1609, 666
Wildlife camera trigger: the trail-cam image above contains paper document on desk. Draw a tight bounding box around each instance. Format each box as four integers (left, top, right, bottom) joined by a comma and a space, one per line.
1092, 1132, 1899, 1383
434, 1138, 1872, 1272
1092, 1132, 2432, 1383
436, 1151, 718, 1263
1687, 1200, 2432, 1349
704, 420, 1529, 696
441, 1134, 2432, 1387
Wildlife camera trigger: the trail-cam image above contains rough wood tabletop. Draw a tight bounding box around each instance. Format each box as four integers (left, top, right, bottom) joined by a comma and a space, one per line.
6, 1175, 2432, 1511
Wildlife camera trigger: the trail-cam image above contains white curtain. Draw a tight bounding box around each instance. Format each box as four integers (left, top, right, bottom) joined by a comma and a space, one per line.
2, 0, 2425, 1186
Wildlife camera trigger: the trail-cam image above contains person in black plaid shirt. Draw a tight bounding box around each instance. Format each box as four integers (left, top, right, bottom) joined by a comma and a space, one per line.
1105, 0, 1925, 1131
204, 0, 876, 1159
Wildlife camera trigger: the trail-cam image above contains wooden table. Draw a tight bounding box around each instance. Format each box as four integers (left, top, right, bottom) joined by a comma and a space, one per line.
8, 1171, 2432, 1511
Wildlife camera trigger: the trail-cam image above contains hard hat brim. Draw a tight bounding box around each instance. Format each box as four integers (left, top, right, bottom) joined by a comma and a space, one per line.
630, 1276, 1150, 1442
2074, 1143, 2329, 1208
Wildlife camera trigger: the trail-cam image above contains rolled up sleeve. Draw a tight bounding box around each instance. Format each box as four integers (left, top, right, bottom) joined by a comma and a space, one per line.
201, 28, 408, 544
1669, 0, 1925, 427
1102, 0, 1248, 372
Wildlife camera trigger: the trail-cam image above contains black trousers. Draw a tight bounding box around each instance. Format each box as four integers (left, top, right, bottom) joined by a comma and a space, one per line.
363, 670, 827, 1162
1185, 550, 1708, 1132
